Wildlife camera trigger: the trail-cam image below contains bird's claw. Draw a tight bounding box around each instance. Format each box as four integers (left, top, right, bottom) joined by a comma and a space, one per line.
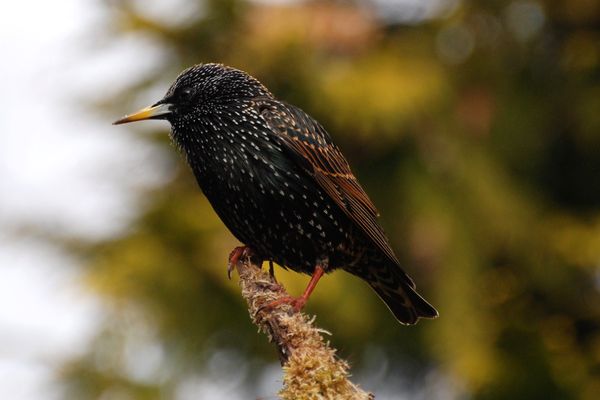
257, 295, 308, 316
227, 246, 254, 279
227, 262, 235, 280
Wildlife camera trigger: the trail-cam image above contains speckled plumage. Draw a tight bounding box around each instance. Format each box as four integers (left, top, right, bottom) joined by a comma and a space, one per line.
116, 63, 438, 324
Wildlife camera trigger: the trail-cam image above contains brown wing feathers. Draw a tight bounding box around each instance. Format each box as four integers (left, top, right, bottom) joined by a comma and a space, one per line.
261, 102, 401, 266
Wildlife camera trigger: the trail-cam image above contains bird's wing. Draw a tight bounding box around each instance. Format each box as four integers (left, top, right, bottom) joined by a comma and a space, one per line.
258, 100, 400, 266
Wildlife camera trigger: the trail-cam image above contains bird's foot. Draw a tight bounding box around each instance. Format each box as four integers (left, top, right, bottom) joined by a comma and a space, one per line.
227, 246, 255, 279
259, 295, 308, 314
257, 264, 325, 315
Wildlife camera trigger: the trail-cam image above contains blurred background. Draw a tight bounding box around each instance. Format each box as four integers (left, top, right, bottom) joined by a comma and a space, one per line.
2, 0, 600, 399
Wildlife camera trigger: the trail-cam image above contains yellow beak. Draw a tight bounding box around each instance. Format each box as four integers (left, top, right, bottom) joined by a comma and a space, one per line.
113, 103, 172, 125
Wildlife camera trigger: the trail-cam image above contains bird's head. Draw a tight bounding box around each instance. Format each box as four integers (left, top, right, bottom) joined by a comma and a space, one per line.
114, 63, 272, 126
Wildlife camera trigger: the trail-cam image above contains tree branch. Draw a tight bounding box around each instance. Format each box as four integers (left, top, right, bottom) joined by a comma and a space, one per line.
233, 256, 374, 400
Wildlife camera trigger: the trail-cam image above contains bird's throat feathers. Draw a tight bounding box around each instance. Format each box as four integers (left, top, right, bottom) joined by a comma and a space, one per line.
169, 103, 281, 184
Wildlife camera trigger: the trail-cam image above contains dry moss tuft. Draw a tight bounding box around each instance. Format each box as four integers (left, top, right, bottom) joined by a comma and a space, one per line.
234, 256, 373, 400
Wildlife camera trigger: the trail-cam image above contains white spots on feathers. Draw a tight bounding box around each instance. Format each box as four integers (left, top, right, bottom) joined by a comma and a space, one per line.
165, 64, 357, 271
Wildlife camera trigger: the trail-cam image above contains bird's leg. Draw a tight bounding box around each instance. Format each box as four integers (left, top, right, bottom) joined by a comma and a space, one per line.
228, 245, 255, 279
260, 263, 326, 313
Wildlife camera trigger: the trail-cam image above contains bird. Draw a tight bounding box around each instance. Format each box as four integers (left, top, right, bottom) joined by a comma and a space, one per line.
114, 63, 438, 324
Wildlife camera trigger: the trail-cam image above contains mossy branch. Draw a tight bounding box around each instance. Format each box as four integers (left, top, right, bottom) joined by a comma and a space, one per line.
233, 256, 374, 400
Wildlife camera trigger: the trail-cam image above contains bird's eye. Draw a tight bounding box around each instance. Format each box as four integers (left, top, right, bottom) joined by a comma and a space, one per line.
180, 88, 194, 101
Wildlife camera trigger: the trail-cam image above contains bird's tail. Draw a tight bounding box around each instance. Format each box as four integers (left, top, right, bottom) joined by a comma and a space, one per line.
366, 264, 438, 325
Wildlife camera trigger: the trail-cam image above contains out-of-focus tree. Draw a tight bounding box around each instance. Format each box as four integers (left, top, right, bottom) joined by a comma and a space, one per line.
60, 0, 600, 399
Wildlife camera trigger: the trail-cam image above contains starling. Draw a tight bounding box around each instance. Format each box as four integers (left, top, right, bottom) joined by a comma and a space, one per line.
114, 63, 438, 324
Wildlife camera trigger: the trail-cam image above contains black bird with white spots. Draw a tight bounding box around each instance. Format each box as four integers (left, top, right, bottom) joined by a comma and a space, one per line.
115, 63, 438, 324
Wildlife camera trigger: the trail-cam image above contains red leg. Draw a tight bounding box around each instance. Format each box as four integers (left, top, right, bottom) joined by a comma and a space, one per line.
261, 265, 326, 313
227, 246, 254, 279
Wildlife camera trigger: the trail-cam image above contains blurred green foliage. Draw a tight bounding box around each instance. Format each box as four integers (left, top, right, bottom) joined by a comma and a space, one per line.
61, 0, 600, 398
